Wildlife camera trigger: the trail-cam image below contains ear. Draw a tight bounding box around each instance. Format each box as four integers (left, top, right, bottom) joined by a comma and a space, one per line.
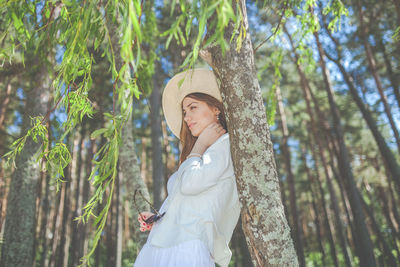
213, 107, 220, 115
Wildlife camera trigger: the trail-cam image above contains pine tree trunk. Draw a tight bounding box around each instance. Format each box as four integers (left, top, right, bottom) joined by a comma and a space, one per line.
306, 131, 340, 267
204, 1, 298, 265
0, 65, 50, 267
285, 26, 352, 266
276, 86, 306, 267
70, 126, 85, 266
49, 170, 68, 267
359, 186, 398, 266
55, 164, 71, 267
357, 2, 400, 153
322, 37, 400, 194
314, 31, 377, 267
377, 38, 400, 110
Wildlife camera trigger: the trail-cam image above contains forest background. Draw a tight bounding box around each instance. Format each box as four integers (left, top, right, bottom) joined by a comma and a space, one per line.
0, 0, 399, 266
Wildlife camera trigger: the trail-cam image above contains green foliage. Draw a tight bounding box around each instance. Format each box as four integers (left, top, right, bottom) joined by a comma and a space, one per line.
161, 0, 238, 70
322, 0, 348, 32
1, 0, 356, 265
3, 116, 48, 168
45, 143, 72, 191
393, 26, 400, 42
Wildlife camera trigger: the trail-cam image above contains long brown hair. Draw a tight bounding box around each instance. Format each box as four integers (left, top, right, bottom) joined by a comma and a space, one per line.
179, 93, 227, 164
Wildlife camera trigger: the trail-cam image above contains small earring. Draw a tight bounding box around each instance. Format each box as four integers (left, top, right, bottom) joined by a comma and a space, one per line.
217, 113, 220, 121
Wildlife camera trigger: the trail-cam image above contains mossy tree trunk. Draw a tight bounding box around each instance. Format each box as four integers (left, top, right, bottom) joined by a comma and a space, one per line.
0, 64, 50, 267
204, 1, 298, 266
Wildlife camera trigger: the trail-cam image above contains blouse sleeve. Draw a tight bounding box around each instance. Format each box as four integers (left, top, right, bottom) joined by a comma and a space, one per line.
177, 139, 230, 195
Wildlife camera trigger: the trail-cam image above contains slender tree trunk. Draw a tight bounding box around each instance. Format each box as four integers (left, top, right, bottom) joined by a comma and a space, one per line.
392, 0, 400, 28
276, 86, 306, 267
313, 31, 376, 267
387, 178, 400, 232
49, 163, 70, 267
55, 164, 71, 267
0, 64, 50, 267
204, 1, 298, 265
116, 171, 123, 267
150, 61, 167, 209
306, 131, 340, 267
285, 26, 351, 267
0, 78, 12, 130
357, 2, 400, 153
119, 115, 150, 250
378, 186, 400, 241
377, 38, 400, 110
70, 126, 85, 266
299, 144, 327, 265
46, 181, 62, 267
359, 186, 398, 266
322, 38, 400, 194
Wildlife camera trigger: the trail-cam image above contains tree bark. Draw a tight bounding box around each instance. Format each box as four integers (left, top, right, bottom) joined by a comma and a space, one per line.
204, 1, 298, 266
0, 64, 50, 267
276, 86, 306, 267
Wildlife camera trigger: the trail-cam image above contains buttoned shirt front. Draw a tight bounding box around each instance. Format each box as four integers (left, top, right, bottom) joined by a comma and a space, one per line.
147, 133, 241, 267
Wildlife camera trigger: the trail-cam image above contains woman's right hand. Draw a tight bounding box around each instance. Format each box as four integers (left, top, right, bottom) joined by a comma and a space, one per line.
196, 122, 226, 148
138, 211, 154, 232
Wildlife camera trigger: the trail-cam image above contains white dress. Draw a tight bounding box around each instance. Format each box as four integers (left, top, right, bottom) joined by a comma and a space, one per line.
133, 173, 215, 267
133, 239, 215, 267
133, 133, 239, 267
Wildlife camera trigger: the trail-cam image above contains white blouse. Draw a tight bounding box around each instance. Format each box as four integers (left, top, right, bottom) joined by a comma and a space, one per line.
146, 133, 241, 267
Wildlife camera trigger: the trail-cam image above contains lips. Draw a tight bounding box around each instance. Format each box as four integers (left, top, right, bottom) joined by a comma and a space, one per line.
188, 123, 196, 129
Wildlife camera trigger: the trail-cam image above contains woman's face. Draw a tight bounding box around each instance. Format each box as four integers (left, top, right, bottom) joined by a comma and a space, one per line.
182, 96, 219, 137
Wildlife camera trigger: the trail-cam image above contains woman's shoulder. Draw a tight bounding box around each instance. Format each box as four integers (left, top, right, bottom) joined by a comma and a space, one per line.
212, 132, 230, 147
206, 133, 230, 153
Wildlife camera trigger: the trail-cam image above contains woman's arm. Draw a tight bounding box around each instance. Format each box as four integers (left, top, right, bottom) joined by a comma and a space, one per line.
178, 139, 231, 195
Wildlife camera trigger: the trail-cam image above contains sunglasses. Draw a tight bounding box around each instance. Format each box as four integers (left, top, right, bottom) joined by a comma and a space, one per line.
133, 189, 165, 224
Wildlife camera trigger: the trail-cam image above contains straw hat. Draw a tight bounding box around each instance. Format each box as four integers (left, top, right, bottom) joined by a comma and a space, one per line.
162, 68, 222, 139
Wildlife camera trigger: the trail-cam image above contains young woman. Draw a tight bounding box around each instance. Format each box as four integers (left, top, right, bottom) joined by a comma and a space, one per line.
133, 69, 240, 267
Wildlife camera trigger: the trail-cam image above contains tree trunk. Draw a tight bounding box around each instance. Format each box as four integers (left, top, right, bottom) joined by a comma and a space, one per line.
70, 126, 85, 266
313, 31, 377, 266
356, 2, 400, 153
0, 65, 50, 267
276, 86, 306, 267
119, 115, 150, 250
285, 26, 351, 267
116, 171, 123, 267
377, 38, 400, 110
204, 1, 298, 266
150, 60, 167, 209
0, 78, 12, 130
300, 147, 326, 266
305, 131, 340, 267
322, 36, 400, 194
359, 186, 398, 266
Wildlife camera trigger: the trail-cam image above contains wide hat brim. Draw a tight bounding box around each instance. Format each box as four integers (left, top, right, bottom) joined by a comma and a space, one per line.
162, 68, 222, 139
